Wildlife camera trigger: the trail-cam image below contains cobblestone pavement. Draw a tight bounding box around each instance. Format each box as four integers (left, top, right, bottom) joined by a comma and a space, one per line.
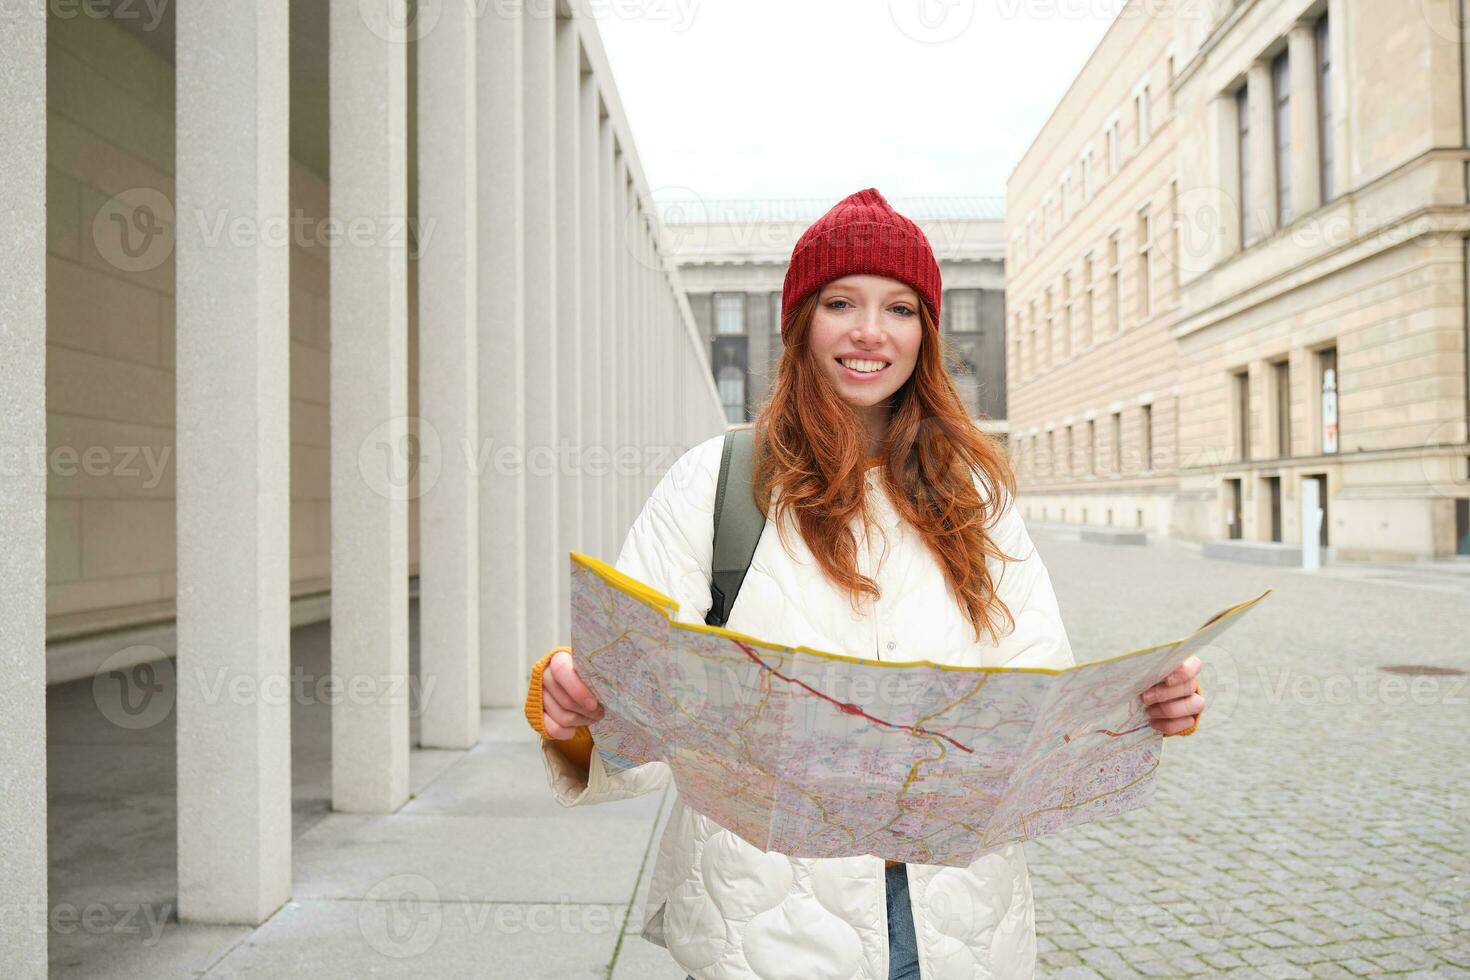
1024, 530, 1470, 978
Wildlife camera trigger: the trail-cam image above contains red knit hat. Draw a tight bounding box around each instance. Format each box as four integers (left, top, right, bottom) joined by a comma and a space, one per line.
779, 187, 942, 342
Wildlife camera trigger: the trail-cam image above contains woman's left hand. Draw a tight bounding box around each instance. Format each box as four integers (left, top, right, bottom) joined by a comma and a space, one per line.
1140, 655, 1205, 735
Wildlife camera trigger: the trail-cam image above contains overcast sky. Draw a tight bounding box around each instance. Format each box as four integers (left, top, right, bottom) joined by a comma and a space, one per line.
590, 0, 1122, 207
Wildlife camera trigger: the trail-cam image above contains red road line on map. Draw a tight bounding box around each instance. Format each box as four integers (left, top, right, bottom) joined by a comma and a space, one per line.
731, 639, 975, 754
1062, 723, 1148, 744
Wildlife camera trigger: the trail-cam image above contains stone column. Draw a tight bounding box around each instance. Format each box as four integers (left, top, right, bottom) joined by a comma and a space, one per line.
1207, 92, 1243, 263
580, 70, 605, 560
1246, 59, 1277, 241
329, 0, 410, 812
748, 291, 771, 410
554, 12, 581, 643
616, 161, 632, 533
523, 0, 561, 658
477, 0, 526, 708
598, 110, 617, 560
416, 0, 479, 747
0, 8, 48, 972
1288, 23, 1322, 219
1325, 0, 1350, 201
639, 209, 654, 490
175, 0, 291, 924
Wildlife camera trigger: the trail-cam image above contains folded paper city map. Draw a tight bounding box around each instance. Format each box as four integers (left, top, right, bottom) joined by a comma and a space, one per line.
567, 550, 1270, 867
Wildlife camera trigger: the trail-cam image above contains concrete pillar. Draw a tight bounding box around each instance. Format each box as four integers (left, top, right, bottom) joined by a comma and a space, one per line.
175, 1, 291, 925
748, 291, 770, 408
477, 0, 526, 708
580, 72, 605, 559
0, 9, 48, 973
1208, 92, 1243, 263
523, 0, 561, 658
1246, 59, 1277, 241
598, 116, 617, 560
554, 12, 581, 643
416, 0, 479, 747
1325, 0, 1350, 200
615, 161, 631, 532
1288, 23, 1322, 219
639, 208, 652, 493
329, 0, 410, 812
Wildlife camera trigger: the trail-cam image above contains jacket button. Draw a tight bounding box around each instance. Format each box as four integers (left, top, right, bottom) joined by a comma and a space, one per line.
887, 641, 896, 651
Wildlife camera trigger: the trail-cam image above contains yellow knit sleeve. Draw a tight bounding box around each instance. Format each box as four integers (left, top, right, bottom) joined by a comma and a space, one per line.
1164, 677, 1203, 738
525, 645, 595, 770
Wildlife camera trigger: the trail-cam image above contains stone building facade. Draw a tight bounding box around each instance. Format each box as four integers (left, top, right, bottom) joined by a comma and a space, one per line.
1007, 0, 1470, 560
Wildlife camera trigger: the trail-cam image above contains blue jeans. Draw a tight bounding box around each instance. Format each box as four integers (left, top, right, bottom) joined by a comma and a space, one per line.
682, 862, 919, 980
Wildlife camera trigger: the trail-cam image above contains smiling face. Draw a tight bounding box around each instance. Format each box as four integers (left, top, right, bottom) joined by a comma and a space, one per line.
806, 274, 924, 424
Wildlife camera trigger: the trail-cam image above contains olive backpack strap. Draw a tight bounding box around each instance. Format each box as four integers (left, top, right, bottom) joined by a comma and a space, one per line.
705, 426, 766, 628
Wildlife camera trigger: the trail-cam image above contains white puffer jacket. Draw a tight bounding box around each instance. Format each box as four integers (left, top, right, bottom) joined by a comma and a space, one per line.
538, 431, 1074, 980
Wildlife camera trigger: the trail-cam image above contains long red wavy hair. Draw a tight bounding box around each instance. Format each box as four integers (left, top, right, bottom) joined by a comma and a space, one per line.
749, 290, 1021, 646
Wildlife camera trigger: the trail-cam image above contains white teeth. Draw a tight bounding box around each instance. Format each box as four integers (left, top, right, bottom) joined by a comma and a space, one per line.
839, 358, 887, 373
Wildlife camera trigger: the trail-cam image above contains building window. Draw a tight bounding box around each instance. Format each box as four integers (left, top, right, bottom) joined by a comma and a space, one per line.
1081, 149, 1093, 201
1028, 300, 1038, 378
718, 364, 746, 423
1043, 287, 1054, 366
715, 294, 746, 335
771, 291, 783, 337
1316, 15, 1334, 202
1141, 403, 1154, 471
1168, 177, 1181, 294
1061, 273, 1073, 359
1166, 54, 1176, 114
1110, 411, 1123, 472
1272, 50, 1292, 227
1135, 84, 1151, 146
1108, 233, 1121, 335
1107, 119, 1120, 177
1064, 426, 1074, 477
1083, 253, 1096, 349
1137, 209, 1154, 322
1236, 85, 1251, 243
1317, 346, 1338, 453
948, 289, 979, 332
1047, 430, 1055, 477
1234, 368, 1252, 461
1087, 419, 1096, 474
1273, 359, 1291, 457
1060, 172, 1071, 224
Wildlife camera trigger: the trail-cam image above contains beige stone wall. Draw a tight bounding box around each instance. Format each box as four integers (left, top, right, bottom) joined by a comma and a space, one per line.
1006, 0, 1184, 533
1171, 0, 1469, 559
44, 14, 421, 639
1009, 0, 1470, 559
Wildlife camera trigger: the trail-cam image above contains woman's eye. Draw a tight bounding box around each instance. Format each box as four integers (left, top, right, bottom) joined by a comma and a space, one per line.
827, 299, 850, 310
892, 305, 915, 316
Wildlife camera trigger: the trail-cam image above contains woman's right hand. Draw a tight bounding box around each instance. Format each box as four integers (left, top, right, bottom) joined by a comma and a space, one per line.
541, 649, 605, 738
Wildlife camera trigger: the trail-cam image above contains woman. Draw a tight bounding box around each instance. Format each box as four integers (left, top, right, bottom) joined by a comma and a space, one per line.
523, 188, 1205, 979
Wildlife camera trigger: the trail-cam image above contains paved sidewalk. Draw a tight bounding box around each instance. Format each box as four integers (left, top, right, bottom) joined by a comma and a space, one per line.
47, 608, 685, 979
1026, 530, 1470, 978
48, 531, 1469, 978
